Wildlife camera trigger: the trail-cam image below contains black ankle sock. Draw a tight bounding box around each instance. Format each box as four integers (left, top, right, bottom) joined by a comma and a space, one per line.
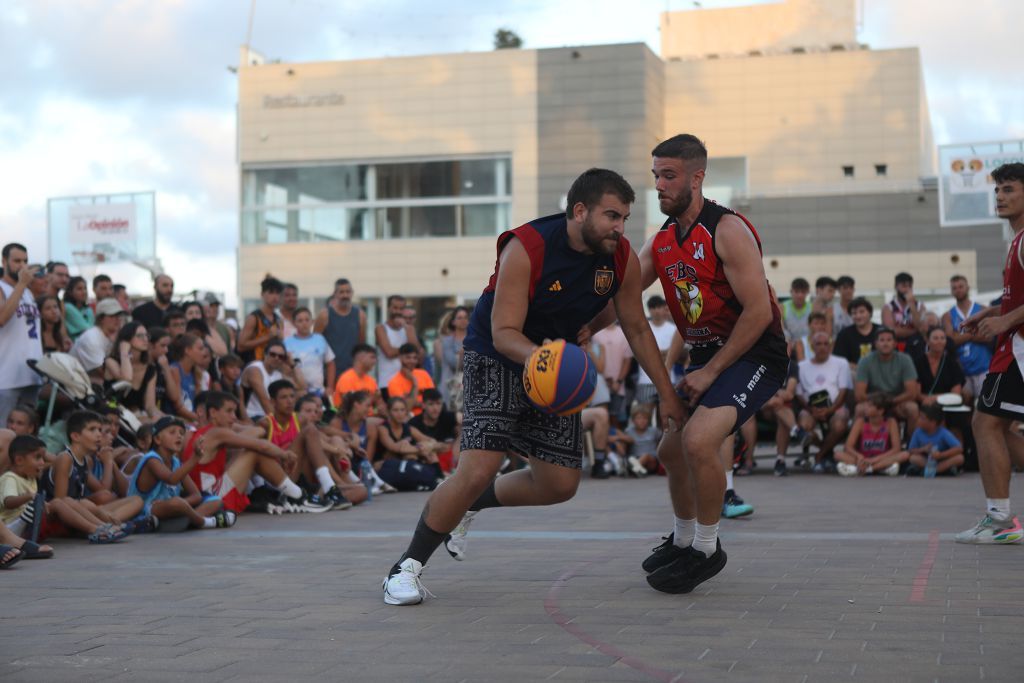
469, 481, 503, 512
401, 513, 448, 566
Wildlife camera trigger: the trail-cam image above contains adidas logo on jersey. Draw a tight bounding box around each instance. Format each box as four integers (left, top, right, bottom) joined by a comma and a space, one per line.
548, 280, 563, 292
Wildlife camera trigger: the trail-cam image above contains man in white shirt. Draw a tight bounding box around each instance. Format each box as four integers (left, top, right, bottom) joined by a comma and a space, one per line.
71, 298, 127, 381
633, 296, 676, 410
592, 321, 631, 426
795, 331, 852, 471
0, 243, 43, 425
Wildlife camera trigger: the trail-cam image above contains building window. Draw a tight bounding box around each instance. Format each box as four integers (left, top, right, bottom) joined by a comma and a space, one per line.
842, 165, 855, 178
875, 164, 887, 177
240, 156, 512, 243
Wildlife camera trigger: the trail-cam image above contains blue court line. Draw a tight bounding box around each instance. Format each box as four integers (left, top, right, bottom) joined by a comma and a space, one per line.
193, 530, 954, 542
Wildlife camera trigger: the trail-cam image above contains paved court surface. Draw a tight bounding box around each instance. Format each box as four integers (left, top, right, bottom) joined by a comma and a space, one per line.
2, 468, 1023, 682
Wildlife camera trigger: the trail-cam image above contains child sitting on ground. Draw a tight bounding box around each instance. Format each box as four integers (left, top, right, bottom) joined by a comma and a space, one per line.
906, 403, 964, 476
0, 435, 55, 562
837, 393, 909, 476
620, 405, 662, 476
127, 416, 234, 531
5, 434, 126, 545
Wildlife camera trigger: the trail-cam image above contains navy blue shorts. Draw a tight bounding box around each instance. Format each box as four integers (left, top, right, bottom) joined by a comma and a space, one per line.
679, 359, 787, 434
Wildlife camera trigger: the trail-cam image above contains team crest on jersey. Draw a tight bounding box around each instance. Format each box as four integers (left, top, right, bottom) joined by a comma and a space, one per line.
673, 278, 704, 324
594, 268, 614, 295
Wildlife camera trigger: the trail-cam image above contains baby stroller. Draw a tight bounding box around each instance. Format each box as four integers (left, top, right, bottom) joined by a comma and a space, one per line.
27, 353, 142, 453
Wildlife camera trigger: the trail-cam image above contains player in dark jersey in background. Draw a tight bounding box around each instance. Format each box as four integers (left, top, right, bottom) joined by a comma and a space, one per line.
955, 163, 1024, 544
638, 134, 789, 593
382, 168, 686, 606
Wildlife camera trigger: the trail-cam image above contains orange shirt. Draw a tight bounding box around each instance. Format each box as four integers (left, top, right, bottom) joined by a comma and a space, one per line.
333, 369, 378, 406
387, 369, 435, 415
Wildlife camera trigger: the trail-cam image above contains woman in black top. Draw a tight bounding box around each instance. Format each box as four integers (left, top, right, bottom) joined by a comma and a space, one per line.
103, 321, 158, 418
36, 295, 70, 352
914, 326, 965, 406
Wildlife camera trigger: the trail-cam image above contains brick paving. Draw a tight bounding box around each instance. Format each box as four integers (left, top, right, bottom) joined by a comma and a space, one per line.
2, 469, 1023, 682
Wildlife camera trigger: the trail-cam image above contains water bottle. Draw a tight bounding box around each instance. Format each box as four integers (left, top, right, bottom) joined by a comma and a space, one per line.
359, 460, 374, 501
924, 447, 937, 479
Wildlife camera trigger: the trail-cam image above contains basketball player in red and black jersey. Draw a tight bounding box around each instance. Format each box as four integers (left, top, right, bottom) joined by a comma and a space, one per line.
382, 168, 686, 606
638, 134, 789, 593
955, 163, 1024, 545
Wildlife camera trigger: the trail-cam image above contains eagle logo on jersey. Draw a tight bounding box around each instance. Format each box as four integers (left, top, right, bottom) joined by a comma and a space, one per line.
673, 278, 703, 324
594, 268, 614, 295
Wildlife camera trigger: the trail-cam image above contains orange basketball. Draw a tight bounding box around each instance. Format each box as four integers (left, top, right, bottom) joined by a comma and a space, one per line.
522, 340, 597, 416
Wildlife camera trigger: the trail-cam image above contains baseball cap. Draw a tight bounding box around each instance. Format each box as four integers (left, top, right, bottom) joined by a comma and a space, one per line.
152, 416, 185, 437
202, 292, 221, 305
95, 298, 128, 318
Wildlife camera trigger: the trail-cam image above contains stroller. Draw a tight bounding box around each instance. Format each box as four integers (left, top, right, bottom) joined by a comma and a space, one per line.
28, 353, 142, 453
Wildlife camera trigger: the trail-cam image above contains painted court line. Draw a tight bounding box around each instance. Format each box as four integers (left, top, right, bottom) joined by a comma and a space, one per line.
204, 529, 956, 542
909, 530, 941, 603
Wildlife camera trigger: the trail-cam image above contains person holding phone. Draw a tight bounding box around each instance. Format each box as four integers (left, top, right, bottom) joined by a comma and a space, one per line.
882, 272, 928, 355
0, 243, 43, 426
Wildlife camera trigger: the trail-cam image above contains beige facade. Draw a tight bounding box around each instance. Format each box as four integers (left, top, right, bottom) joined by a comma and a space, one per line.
237, 1, 966, 317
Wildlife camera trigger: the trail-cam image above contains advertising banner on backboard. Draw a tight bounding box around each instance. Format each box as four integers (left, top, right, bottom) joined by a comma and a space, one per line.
938, 140, 1024, 227
68, 203, 136, 243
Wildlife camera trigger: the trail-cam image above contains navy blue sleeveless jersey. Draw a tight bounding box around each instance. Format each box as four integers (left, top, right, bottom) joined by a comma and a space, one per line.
464, 213, 631, 368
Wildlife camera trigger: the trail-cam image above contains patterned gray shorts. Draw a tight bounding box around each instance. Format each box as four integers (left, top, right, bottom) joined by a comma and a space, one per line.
459, 350, 583, 469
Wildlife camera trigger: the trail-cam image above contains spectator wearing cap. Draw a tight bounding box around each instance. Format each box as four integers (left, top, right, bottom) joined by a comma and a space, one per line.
854, 327, 919, 426
0, 243, 43, 426
203, 293, 234, 353
132, 274, 180, 330
71, 298, 128, 382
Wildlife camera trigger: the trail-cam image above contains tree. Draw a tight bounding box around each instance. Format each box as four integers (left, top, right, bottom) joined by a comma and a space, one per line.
494, 28, 523, 50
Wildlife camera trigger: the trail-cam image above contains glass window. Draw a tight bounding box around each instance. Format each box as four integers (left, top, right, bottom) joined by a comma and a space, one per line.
381, 206, 457, 238
462, 203, 507, 237
242, 165, 368, 207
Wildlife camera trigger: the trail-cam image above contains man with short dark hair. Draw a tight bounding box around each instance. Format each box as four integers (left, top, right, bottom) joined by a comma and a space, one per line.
854, 327, 918, 423
112, 284, 130, 312
882, 271, 928, 355
44, 261, 70, 298
942, 274, 993, 404
387, 343, 435, 415
0, 243, 43, 426
237, 275, 284, 362
382, 167, 684, 606
280, 282, 299, 339
375, 295, 422, 387
812, 276, 838, 334
633, 295, 675, 409
834, 297, 880, 372
163, 310, 187, 339
833, 275, 856, 333
955, 162, 1024, 544
132, 274, 180, 330
91, 275, 113, 309
332, 343, 380, 409
315, 278, 366, 374
782, 277, 811, 343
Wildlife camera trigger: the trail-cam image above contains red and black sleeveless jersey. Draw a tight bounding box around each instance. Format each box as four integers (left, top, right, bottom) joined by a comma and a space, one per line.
990, 229, 1024, 373
464, 213, 631, 367
651, 200, 786, 369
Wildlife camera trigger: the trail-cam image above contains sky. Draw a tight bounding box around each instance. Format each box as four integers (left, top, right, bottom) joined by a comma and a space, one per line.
1, 0, 1022, 307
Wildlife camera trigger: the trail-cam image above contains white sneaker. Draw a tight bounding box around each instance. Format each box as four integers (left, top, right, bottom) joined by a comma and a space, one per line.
607, 452, 624, 476
444, 511, 477, 561
383, 558, 427, 605
837, 462, 858, 477
627, 456, 648, 478
954, 515, 1024, 544
884, 462, 900, 476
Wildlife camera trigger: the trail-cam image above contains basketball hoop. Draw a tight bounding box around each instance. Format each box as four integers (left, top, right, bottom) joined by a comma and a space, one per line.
71, 250, 107, 275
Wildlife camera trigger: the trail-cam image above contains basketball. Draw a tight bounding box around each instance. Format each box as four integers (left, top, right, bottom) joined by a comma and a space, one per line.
522, 340, 597, 416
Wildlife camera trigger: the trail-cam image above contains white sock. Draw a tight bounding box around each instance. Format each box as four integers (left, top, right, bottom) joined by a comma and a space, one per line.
316, 466, 335, 494
986, 498, 1011, 520
251, 475, 266, 488
692, 522, 719, 557
274, 477, 303, 499
202, 517, 217, 528
673, 516, 696, 548
725, 470, 734, 492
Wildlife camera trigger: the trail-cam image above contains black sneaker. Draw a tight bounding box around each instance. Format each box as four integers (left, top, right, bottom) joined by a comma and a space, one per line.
904, 464, 924, 477
324, 487, 353, 510
590, 460, 611, 480
641, 533, 689, 573
646, 539, 728, 594
125, 515, 159, 534
773, 459, 787, 477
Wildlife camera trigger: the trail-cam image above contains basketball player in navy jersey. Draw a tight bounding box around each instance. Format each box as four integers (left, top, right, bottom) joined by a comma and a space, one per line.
638, 134, 789, 593
383, 168, 686, 606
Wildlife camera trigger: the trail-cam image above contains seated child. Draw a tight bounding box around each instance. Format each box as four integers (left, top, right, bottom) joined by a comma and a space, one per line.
5, 405, 38, 436
127, 416, 234, 530
907, 404, 965, 476
620, 405, 663, 476
294, 393, 367, 505
409, 389, 460, 474
837, 393, 909, 476
41, 411, 146, 529
6, 434, 127, 545
0, 435, 55, 561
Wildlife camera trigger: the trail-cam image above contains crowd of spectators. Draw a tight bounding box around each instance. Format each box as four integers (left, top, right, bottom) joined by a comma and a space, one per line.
0, 237, 1013, 565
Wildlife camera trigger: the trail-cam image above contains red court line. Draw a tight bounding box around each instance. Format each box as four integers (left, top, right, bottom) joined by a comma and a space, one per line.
909, 530, 940, 603
544, 565, 691, 683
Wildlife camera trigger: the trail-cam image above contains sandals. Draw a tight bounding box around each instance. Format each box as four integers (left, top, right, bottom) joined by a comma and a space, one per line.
19, 540, 54, 560
88, 524, 129, 544
0, 544, 24, 569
